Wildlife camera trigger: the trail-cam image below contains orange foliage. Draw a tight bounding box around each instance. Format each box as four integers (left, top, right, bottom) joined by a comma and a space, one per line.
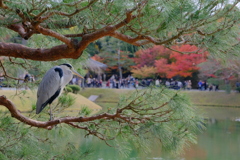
131, 65, 157, 79
133, 45, 207, 78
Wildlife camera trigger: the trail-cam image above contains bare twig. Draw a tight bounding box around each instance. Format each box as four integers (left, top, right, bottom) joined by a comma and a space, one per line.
0, 61, 24, 80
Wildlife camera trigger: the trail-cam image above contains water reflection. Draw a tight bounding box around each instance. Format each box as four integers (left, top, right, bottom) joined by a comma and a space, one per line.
88, 119, 240, 160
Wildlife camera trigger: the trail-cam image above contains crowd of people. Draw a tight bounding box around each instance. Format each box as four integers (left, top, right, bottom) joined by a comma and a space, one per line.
106, 75, 140, 88
83, 75, 195, 90
86, 77, 103, 88
81, 75, 223, 92
197, 80, 219, 91
163, 79, 192, 90
103, 76, 192, 90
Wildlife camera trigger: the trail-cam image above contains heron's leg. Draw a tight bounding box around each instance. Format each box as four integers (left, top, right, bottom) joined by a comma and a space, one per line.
49, 104, 54, 121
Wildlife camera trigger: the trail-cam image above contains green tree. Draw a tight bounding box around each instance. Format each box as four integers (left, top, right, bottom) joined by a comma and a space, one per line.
0, 0, 239, 159
95, 37, 135, 79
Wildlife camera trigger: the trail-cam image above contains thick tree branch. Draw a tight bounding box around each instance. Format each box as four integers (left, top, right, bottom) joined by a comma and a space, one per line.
110, 31, 150, 46
64, 33, 85, 38
35, 26, 73, 48
74, 5, 143, 49
0, 42, 79, 61
6, 18, 77, 39
1, 1, 149, 60
7, 23, 31, 39
110, 30, 184, 46
52, 1, 145, 44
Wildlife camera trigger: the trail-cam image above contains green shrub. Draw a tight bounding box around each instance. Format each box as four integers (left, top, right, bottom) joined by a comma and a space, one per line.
224, 84, 231, 94
207, 78, 222, 86
67, 85, 81, 94
236, 87, 240, 93
64, 86, 73, 93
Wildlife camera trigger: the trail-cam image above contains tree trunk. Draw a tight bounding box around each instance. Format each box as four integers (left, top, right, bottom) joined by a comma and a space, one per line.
118, 49, 123, 80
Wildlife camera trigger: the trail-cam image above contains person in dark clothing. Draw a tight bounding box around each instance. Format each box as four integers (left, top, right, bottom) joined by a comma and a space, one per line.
203, 81, 208, 90
24, 73, 30, 82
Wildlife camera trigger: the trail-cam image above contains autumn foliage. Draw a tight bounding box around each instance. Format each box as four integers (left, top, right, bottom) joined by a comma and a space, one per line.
132, 45, 207, 78
131, 66, 157, 79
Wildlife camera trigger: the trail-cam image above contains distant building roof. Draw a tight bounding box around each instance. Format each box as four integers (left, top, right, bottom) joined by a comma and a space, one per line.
83, 58, 107, 74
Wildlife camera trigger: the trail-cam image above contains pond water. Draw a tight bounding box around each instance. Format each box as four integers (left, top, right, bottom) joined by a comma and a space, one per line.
184, 119, 240, 160
87, 110, 240, 160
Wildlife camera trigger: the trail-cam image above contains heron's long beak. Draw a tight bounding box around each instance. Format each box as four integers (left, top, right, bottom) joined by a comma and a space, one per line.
72, 70, 84, 79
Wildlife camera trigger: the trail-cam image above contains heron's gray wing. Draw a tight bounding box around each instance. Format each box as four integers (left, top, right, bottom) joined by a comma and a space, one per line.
36, 67, 62, 114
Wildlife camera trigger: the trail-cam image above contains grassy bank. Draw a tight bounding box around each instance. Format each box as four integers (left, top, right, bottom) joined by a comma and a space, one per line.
183, 91, 240, 107
80, 88, 240, 107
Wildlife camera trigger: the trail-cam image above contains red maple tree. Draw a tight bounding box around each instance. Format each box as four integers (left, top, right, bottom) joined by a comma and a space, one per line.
133, 45, 207, 78
134, 45, 171, 68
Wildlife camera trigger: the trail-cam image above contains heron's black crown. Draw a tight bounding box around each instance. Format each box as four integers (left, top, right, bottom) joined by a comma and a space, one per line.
60, 63, 72, 69
54, 67, 63, 78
